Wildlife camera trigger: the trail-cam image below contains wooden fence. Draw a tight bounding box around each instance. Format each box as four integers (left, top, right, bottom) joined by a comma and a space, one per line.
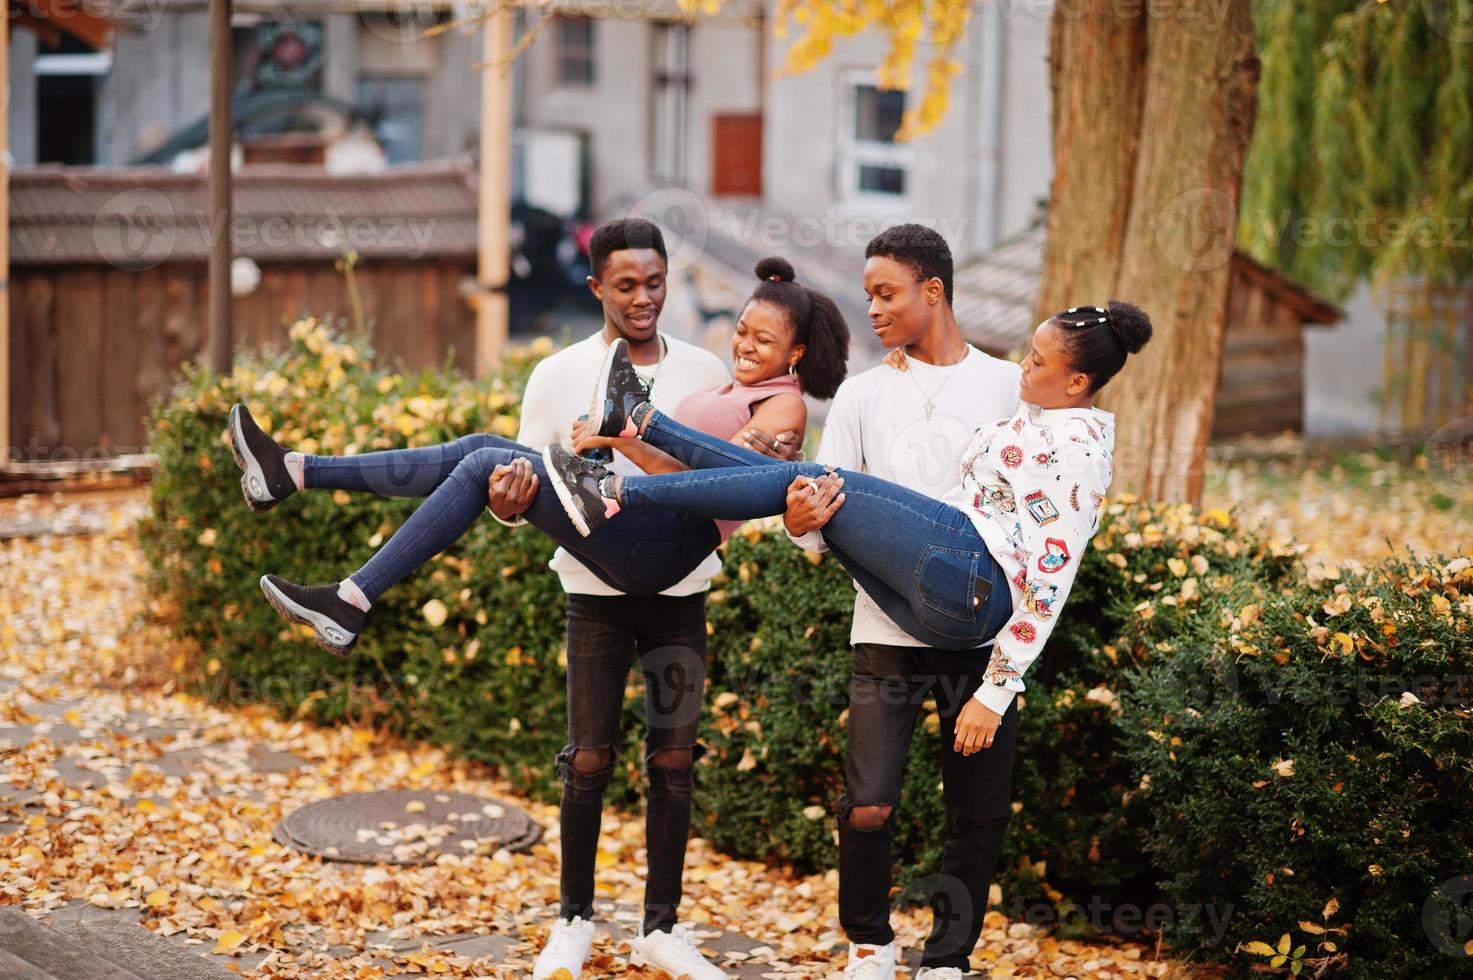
7, 259, 475, 461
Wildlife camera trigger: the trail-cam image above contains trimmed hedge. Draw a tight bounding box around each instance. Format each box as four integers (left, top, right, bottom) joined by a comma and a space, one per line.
139, 317, 1473, 978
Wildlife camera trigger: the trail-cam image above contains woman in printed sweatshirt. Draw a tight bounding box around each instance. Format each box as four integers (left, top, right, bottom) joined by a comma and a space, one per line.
545, 300, 1152, 750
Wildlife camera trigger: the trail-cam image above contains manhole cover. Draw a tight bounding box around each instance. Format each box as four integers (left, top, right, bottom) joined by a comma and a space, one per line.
272, 790, 542, 865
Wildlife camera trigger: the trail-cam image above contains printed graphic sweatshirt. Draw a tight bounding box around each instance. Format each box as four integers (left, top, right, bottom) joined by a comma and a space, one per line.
942, 402, 1115, 714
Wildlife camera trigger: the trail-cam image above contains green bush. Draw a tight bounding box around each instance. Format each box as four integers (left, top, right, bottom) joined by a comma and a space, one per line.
140, 318, 1473, 978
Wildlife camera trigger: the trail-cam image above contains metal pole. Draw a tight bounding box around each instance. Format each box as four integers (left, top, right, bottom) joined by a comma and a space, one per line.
475, 0, 512, 378
0, 6, 10, 463
207, 0, 234, 375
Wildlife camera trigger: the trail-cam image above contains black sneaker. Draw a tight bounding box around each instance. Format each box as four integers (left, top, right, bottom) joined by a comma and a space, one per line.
259, 575, 366, 656
542, 444, 619, 537
590, 338, 648, 439
228, 404, 297, 512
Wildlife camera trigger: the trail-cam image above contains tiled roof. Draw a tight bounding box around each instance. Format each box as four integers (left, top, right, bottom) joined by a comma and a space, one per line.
10, 159, 480, 267
952, 222, 1047, 355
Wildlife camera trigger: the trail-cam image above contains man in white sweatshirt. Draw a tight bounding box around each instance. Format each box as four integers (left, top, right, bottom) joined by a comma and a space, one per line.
486, 219, 732, 980
784, 225, 1022, 979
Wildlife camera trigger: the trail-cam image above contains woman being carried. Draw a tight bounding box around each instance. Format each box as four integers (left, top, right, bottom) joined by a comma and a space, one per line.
227, 257, 848, 655
546, 302, 1152, 746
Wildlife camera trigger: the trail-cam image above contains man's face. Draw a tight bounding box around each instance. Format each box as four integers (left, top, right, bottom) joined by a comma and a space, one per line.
863, 254, 937, 350
588, 248, 667, 343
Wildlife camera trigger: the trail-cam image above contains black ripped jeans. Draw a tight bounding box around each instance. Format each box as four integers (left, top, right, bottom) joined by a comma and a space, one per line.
557, 591, 709, 935
839, 642, 1019, 970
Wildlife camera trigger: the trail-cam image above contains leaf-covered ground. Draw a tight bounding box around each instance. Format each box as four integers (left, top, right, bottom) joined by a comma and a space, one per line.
0, 489, 1199, 978
1200, 438, 1473, 570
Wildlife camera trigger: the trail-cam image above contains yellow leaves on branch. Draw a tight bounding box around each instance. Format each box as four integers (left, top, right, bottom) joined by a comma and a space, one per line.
686, 0, 972, 140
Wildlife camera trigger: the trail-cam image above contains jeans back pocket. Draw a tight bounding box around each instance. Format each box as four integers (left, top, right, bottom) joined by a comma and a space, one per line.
913, 545, 981, 625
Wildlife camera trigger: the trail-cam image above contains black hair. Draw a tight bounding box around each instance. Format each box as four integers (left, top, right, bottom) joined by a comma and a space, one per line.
864, 223, 954, 305
1051, 299, 1153, 393
743, 256, 850, 400
589, 219, 667, 280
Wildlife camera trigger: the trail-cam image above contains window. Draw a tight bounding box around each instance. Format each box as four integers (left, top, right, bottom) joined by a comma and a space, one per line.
838, 72, 909, 201
556, 17, 595, 87
35, 35, 108, 165
651, 22, 690, 185
357, 75, 425, 164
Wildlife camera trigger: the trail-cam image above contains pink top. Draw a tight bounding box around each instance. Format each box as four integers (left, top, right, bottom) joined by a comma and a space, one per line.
672, 373, 804, 542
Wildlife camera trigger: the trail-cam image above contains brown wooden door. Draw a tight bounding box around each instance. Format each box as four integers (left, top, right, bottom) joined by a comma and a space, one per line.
711, 113, 763, 197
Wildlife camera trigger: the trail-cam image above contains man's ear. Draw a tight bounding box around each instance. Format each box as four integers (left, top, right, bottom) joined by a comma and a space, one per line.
586, 275, 603, 301
924, 277, 945, 305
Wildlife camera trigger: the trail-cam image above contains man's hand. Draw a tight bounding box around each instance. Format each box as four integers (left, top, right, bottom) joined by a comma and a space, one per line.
783, 472, 844, 537
953, 698, 1003, 756
740, 429, 802, 459
488, 457, 538, 521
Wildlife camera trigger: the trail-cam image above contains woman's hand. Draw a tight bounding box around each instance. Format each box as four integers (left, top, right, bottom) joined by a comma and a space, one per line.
570, 419, 617, 456
953, 698, 1003, 756
741, 429, 802, 459
883, 348, 909, 371
487, 458, 538, 520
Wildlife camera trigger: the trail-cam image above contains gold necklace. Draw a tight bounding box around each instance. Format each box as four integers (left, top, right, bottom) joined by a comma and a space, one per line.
903, 350, 966, 422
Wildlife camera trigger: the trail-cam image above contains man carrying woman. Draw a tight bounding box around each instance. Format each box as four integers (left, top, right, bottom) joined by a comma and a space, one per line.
553, 226, 1152, 978
227, 218, 849, 979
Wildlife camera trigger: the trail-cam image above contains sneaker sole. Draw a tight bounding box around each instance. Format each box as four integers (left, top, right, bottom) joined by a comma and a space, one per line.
588, 340, 620, 440
229, 405, 281, 513
259, 576, 357, 656
627, 941, 723, 979
541, 446, 594, 538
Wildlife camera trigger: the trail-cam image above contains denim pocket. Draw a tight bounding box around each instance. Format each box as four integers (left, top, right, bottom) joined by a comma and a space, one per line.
913, 545, 982, 625
622, 537, 687, 595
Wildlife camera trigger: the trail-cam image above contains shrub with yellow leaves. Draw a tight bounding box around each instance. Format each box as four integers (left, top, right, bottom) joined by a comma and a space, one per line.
141, 318, 1471, 977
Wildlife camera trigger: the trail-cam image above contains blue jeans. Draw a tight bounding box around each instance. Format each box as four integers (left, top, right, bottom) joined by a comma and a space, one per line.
630, 413, 1013, 649
303, 434, 719, 601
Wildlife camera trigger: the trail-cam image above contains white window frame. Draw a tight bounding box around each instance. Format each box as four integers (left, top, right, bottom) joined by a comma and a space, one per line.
554, 16, 596, 88
836, 68, 911, 205
651, 21, 690, 186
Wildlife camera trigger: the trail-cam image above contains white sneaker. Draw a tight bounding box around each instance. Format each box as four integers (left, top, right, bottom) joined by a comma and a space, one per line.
843, 942, 898, 979
629, 923, 729, 979
532, 915, 596, 979
915, 968, 966, 980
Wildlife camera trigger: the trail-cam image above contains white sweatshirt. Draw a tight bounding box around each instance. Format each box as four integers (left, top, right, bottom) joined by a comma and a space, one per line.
788, 347, 1022, 647
512, 331, 730, 596
943, 402, 1115, 714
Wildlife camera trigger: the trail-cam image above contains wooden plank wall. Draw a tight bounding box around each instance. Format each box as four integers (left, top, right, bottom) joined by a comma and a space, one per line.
7, 260, 475, 460
1210, 262, 1308, 439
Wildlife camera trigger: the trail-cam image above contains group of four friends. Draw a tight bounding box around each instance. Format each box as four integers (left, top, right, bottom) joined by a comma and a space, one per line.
226, 218, 1154, 979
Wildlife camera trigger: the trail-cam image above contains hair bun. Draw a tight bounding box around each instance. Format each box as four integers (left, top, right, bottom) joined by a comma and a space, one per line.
1105, 300, 1153, 355
754, 256, 797, 284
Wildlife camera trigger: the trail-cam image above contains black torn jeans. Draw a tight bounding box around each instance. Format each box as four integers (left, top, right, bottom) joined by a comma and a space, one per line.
838, 642, 1020, 970
556, 591, 709, 935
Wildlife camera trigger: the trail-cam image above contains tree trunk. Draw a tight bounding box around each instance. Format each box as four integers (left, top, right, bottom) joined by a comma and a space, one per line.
1034, 0, 1259, 503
